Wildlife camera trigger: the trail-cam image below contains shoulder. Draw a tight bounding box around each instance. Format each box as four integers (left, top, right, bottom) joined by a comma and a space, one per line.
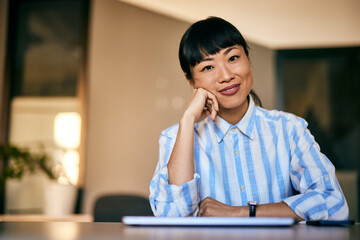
160, 123, 179, 139
254, 106, 308, 130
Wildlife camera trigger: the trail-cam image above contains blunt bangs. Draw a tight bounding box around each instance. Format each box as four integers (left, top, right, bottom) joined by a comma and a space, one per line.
179, 17, 249, 80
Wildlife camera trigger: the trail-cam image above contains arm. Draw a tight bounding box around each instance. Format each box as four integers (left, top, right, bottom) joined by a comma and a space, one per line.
168, 88, 219, 185
149, 88, 219, 216
198, 117, 348, 221
282, 120, 349, 220
167, 114, 195, 185
198, 197, 303, 222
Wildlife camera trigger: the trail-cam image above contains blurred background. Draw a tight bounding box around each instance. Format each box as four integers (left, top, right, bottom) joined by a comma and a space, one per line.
0, 0, 359, 221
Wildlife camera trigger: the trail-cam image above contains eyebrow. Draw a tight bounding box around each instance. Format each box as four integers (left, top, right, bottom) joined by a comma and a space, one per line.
224, 47, 237, 55
199, 47, 238, 63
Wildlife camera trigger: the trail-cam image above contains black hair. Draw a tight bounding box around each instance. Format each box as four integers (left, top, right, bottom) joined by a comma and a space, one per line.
178, 16, 262, 107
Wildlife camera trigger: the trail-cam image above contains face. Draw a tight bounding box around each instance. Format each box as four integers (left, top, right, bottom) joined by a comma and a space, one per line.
190, 45, 253, 114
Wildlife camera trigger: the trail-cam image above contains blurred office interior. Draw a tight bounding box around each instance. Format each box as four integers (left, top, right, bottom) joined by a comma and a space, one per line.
0, 0, 359, 220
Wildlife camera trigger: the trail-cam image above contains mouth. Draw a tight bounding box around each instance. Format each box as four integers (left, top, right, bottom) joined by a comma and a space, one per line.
219, 84, 240, 96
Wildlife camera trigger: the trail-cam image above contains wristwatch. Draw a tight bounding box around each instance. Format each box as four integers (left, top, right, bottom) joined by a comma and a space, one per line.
248, 200, 257, 217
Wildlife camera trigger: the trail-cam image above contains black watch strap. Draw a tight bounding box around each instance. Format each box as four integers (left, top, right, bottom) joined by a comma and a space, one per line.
248, 201, 257, 217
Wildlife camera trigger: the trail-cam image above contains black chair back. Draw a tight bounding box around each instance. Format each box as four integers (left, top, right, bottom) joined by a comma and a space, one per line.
93, 194, 153, 222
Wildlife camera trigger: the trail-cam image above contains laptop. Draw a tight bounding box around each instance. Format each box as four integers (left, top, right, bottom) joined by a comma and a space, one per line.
122, 216, 295, 227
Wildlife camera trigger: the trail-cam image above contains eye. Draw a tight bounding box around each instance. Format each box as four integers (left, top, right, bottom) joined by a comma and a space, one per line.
229, 55, 239, 62
201, 65, 213, 72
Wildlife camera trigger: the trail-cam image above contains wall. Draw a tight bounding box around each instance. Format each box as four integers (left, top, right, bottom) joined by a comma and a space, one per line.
83, 0, 275, 213
248, 43, 275, 109
84, 0, 190, 213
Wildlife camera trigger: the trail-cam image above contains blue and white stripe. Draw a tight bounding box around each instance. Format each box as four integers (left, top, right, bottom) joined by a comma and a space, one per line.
149, 97, 349, 220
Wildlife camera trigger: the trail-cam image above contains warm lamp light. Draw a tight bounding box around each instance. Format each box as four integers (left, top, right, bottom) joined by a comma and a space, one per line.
54, 112, 81, 149
62, 150, 79, 185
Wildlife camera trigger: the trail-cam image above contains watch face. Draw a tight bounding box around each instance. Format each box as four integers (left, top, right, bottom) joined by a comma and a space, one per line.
248, 201, 257, 206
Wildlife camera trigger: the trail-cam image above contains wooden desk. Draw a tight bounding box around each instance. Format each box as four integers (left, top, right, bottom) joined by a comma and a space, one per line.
0, 221, 358, 240
0, 214, 93, 222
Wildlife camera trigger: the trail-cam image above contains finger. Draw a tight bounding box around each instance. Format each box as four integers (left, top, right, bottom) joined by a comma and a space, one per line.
202, 108, 211, 116
199, 197, 212, 208
208, 99, 218, 122
205, 102, 211, 110
197, 88, 217, 111
211, 107, 217, 122
208, 101, 217, 122
205, 92, 218, 111
213, 97, 219, 112
206, 100, 216, 117
204, 94, 217, 121
199, 109, 210, 122
199, 200, 204, 209
196, 89, 213, 109
197, 208, 202, 217
198, 204, 209, 217
199, 198, 206, 209
198, 203, 205, 217
205, 105, 213, 116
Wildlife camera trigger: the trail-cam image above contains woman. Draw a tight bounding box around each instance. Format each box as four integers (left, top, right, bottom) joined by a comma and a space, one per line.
149, 17, 348, 221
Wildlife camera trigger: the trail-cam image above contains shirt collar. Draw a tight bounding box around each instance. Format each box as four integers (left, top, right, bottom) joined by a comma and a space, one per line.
208, 95, 256, 143
236, 95, 256, 140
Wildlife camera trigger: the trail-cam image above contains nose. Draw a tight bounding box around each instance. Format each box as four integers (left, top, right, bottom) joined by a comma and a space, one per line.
218, 63, 234, 83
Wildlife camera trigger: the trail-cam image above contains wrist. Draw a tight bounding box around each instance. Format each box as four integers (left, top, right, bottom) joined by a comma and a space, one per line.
248, 201, 258, 217
234, 206, 249, 217
180, 111, 196, 126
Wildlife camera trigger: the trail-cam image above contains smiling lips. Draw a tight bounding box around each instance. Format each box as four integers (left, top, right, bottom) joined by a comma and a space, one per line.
219, 84, 240, 96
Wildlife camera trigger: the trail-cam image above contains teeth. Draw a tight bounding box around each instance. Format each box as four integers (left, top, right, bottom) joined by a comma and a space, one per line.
224, 86, 236, 92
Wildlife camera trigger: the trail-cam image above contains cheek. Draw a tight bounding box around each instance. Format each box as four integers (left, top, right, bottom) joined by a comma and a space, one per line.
193, 76, 216, 89
240, 65, 253, 85
247, 71, 253, 86
245, 72, 254, 93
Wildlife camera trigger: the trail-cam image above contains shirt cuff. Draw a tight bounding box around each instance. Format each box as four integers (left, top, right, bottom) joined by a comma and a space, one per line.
159, 173, 200, 216
282, 192, 328, 220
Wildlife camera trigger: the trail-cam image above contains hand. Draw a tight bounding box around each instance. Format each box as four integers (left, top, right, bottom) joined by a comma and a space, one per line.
197, 197, 243, 217
183, 88, 219, 123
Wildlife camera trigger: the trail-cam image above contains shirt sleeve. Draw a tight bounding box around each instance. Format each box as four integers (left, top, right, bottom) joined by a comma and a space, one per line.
282, 118, 349, 220
149, 128, 201, 217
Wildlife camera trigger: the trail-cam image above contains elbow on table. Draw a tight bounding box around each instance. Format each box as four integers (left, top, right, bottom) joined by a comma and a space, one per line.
149, 200, 183, 217
328, 199, 349, 220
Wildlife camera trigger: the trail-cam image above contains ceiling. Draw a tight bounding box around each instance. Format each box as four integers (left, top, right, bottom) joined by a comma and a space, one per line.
119, 0, 360, 49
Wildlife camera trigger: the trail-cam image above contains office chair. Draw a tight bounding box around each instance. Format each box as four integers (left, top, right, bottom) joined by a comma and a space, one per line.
93, 194, 153, 222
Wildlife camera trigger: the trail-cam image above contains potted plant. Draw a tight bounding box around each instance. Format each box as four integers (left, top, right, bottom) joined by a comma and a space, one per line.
0, 144, 57, 184
0, 144, 58, 214
0, 144, 78, 216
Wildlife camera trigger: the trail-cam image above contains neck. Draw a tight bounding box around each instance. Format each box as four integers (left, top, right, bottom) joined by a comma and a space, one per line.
218, 98, 249, 125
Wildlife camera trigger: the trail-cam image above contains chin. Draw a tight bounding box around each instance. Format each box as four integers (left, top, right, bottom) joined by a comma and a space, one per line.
219, 102, 243, 111
219, 96, 248, 110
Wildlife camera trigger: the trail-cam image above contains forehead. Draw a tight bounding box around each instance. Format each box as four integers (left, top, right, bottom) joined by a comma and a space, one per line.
198, 45, 243, 60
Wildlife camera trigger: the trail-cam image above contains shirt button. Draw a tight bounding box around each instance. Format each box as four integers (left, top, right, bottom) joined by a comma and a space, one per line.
232, 128, 236, 133
240, 185, 245, 190
324, 176, 329, 181
234, 150, 239, 155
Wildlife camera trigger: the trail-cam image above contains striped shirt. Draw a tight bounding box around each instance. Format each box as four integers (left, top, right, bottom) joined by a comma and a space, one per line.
149, 97, 349, 220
